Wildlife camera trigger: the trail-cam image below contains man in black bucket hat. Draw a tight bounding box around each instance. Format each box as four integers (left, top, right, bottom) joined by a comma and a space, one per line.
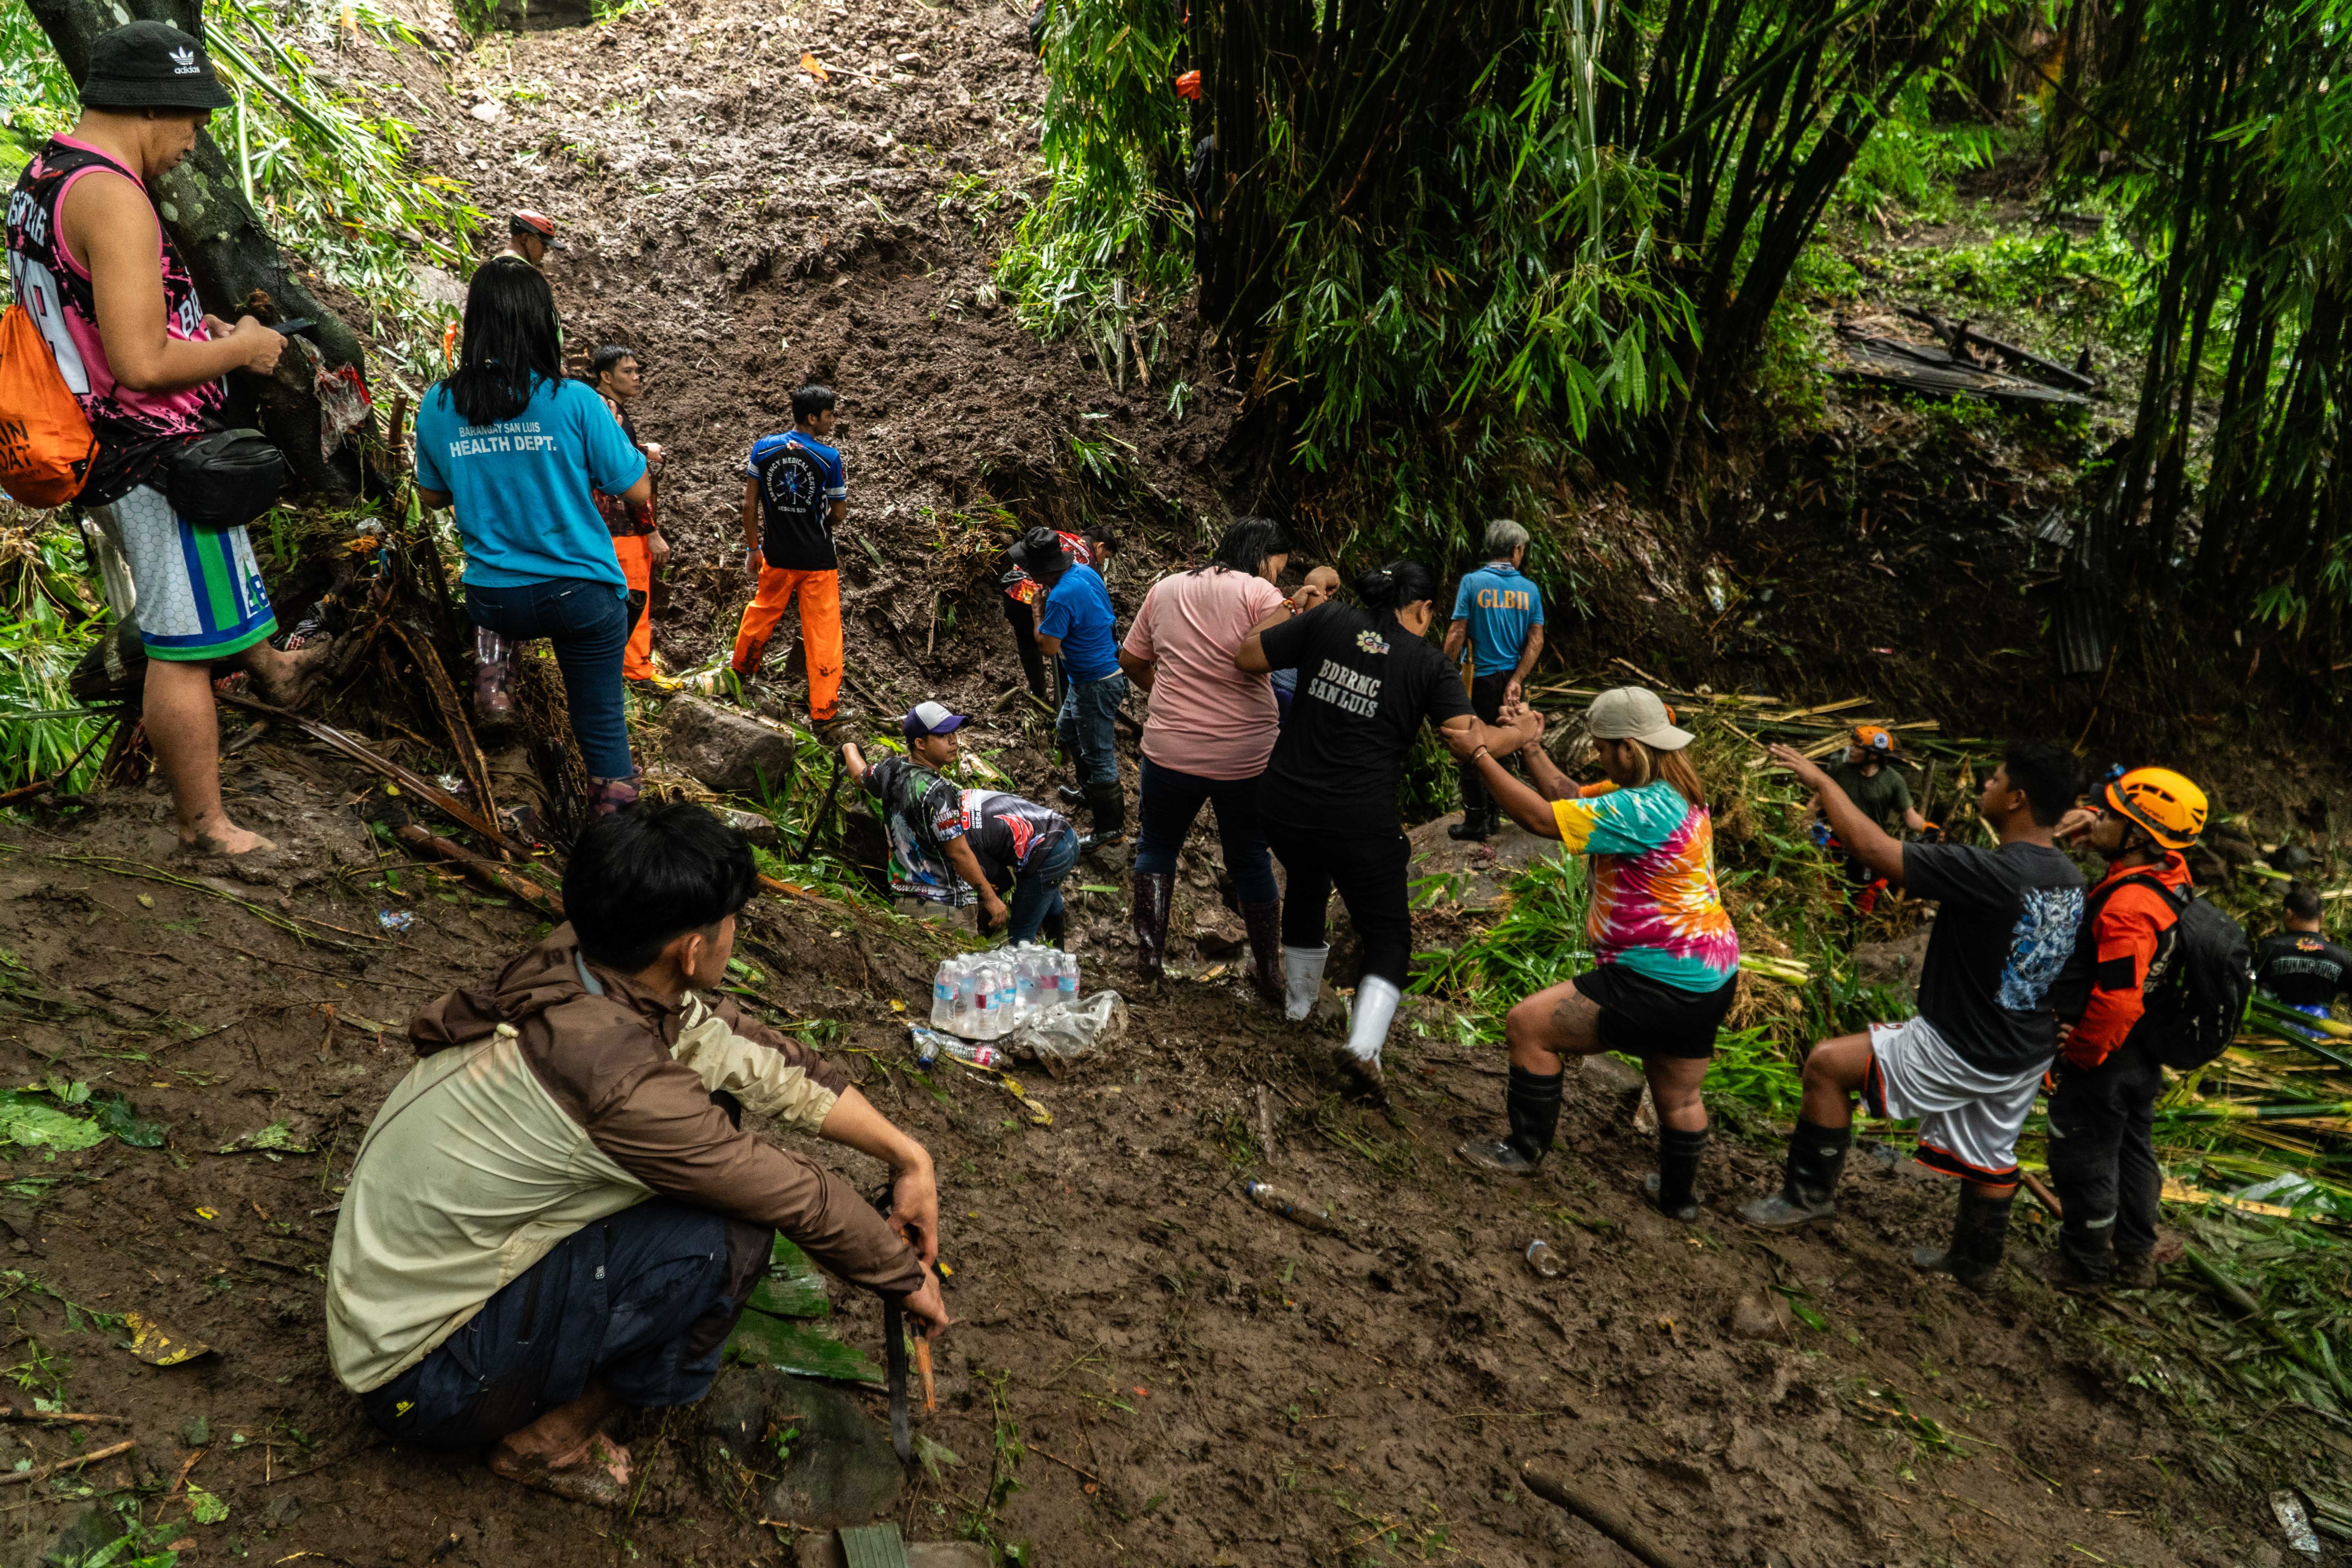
5, 21, 331, 861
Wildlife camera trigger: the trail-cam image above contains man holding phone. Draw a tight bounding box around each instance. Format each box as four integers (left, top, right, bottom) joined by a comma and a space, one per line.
4, 21, 331, 857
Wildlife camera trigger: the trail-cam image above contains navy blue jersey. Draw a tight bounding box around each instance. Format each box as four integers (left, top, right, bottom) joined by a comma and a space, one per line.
743, 429, 846, 571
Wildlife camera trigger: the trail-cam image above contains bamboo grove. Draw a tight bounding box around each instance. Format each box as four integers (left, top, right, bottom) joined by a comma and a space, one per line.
2053, 0, 2352, 670
1010, 0, 2352, 664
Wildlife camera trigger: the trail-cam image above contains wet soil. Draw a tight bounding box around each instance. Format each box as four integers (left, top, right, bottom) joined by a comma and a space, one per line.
0, 741, 2307, 1568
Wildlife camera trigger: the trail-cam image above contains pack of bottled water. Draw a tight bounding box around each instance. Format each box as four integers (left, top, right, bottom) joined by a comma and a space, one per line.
929, 944, 1080, 1040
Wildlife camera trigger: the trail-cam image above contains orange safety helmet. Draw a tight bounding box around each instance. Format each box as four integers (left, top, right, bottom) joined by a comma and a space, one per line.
1853, 724, 1893, 753
2105, 767, 2207, 850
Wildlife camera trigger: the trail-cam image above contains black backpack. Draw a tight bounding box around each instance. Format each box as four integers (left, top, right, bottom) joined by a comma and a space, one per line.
2085, 873, 2254, 1070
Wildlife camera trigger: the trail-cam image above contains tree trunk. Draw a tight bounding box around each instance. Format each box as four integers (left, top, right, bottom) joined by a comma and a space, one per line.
23, 0, 371, 499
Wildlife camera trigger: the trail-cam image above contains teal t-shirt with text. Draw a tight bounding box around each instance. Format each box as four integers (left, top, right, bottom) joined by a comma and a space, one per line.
414, 375, 647, 593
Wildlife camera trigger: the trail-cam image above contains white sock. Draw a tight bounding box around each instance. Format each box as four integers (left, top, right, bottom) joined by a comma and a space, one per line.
1345, 975, 1402, 1063
1283, 945, 1329, 1021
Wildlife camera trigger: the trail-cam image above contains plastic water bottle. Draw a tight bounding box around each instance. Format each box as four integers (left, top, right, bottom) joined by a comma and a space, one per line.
1525, 1240, 1565, 1279
1056, 950, 1081, 1001
956, 959, 985, 1035
974, 960, 1009, 1040
931, 961, 960, 1031
911, 1027, 1002, 1070
1242, 1180, 1340, 1234
1020, 946, 1055, 1012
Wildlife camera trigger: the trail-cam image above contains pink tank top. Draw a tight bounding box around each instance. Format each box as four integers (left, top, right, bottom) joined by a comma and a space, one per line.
4, 136, 225, 458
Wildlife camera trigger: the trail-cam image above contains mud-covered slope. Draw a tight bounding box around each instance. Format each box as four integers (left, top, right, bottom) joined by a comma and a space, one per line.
397, 0, 1236, 709
0, 756, 2298, 1568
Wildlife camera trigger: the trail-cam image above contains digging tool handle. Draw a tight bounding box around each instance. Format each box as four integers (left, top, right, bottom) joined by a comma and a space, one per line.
799, 750, 850, 863
1521, 1464, 1699, 1568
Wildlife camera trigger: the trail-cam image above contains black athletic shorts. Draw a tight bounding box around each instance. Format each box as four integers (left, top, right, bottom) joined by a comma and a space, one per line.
1573, 964, 1738, 1060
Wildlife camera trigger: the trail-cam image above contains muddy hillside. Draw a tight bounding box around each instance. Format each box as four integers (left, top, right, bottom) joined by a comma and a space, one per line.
0, 755, 2303, 1568
404, 0, 1239, 721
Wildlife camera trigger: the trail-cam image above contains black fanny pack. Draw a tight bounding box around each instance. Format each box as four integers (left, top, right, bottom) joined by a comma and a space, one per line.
164, 428, 287, 530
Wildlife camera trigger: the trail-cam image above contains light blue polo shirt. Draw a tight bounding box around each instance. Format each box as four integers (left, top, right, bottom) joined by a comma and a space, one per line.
1451, 562, 1545, 675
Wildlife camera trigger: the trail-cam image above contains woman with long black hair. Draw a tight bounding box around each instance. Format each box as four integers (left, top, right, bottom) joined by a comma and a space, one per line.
1117, 517, 1328, 999
413, 261, 653, 814
1236, 561, 1478, 1094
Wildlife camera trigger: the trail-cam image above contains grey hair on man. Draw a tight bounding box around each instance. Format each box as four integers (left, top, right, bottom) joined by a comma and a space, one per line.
1483, 518, 1530, 560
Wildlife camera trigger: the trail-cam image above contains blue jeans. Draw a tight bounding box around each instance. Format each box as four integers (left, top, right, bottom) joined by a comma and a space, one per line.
466, 577, 634, 779
360, 1200, 766, 1450
1055, 671, 1128, 788
1134, 757, 1279, 904
1002, 828, 1081, 945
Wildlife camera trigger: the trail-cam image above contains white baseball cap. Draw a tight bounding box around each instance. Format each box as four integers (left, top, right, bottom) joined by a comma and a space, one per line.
903, 701, 970, 740
1587, 686, 1693, 751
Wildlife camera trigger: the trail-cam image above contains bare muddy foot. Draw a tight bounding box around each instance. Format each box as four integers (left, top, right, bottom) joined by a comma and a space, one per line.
486, 1434, 632, 1508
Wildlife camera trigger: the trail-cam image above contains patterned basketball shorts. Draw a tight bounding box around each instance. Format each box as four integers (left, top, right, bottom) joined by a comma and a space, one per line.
83, 485, 277, 662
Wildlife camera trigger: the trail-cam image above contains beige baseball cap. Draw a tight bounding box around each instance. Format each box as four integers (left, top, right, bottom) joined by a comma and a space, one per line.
1587, 686, 1693, 751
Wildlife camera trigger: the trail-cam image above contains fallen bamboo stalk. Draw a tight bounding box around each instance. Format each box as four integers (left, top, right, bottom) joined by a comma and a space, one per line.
385, 622, 499, 844
0, 1408, 126, 1426
2018, 1170, 2063, 1220
215, 693, 531, 857
1520, 1464, 1697, 1568
394, 824, 563, 919
0, 1439, 135, 1486
2182, 1246, 2352, 1404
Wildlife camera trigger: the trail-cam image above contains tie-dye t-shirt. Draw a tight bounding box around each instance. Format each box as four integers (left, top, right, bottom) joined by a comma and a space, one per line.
1549, 780, 1740, 991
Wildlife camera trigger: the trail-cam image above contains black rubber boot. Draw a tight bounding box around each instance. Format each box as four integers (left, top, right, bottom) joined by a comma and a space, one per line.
2110, 1250, 2156, 1289
1913, 1185, 2016, 1292
1056, 784, 1087, 807
1645, 1126, 1710, 1221
1737, 1118, 1849, 1228
1447, 808, 1493, 842
1130, 871, 1173, 982
1080, 783, 1127, 851
2057, 1214, 2116, 1287
1456, 1067, 1563, 1176
1039, 904, 1067, 948
1241, 899, 1284, 1005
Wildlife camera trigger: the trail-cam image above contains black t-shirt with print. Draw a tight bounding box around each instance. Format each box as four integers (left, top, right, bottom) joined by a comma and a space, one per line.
2255, 931, 2352, 1009
1255, 602, 1473, 836
1902, 839, 2089, 1073
956, 791, 1070, 887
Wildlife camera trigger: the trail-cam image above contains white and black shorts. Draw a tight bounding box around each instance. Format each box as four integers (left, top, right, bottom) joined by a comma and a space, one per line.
1864, 1015, 2044, 1187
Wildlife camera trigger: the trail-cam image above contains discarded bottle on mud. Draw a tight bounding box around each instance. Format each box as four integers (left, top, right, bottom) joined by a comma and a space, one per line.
1525, 1240, 1565, 1279
910, 1026, 1003, 1070
1242, 1179, 1341, 1235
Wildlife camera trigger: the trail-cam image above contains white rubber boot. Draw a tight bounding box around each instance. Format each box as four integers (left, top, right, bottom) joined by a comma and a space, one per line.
1333, 974, 1401, 1099
1345, 975, 1402, 1064
1283, 945, 1329, 1022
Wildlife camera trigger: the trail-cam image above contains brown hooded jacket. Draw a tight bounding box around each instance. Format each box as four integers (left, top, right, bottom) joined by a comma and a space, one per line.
324, 925, 923, 1393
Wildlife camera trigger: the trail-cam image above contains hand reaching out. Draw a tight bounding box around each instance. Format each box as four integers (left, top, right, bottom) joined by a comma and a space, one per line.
1766, 742, 1832, 791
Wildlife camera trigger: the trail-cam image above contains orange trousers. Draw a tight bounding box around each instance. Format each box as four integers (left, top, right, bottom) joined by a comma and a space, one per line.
611, 533, 656, 681
730, 566, 842, 721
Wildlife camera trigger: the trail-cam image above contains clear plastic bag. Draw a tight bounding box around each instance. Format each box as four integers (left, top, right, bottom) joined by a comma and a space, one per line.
1004, 990, 1127, 1073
